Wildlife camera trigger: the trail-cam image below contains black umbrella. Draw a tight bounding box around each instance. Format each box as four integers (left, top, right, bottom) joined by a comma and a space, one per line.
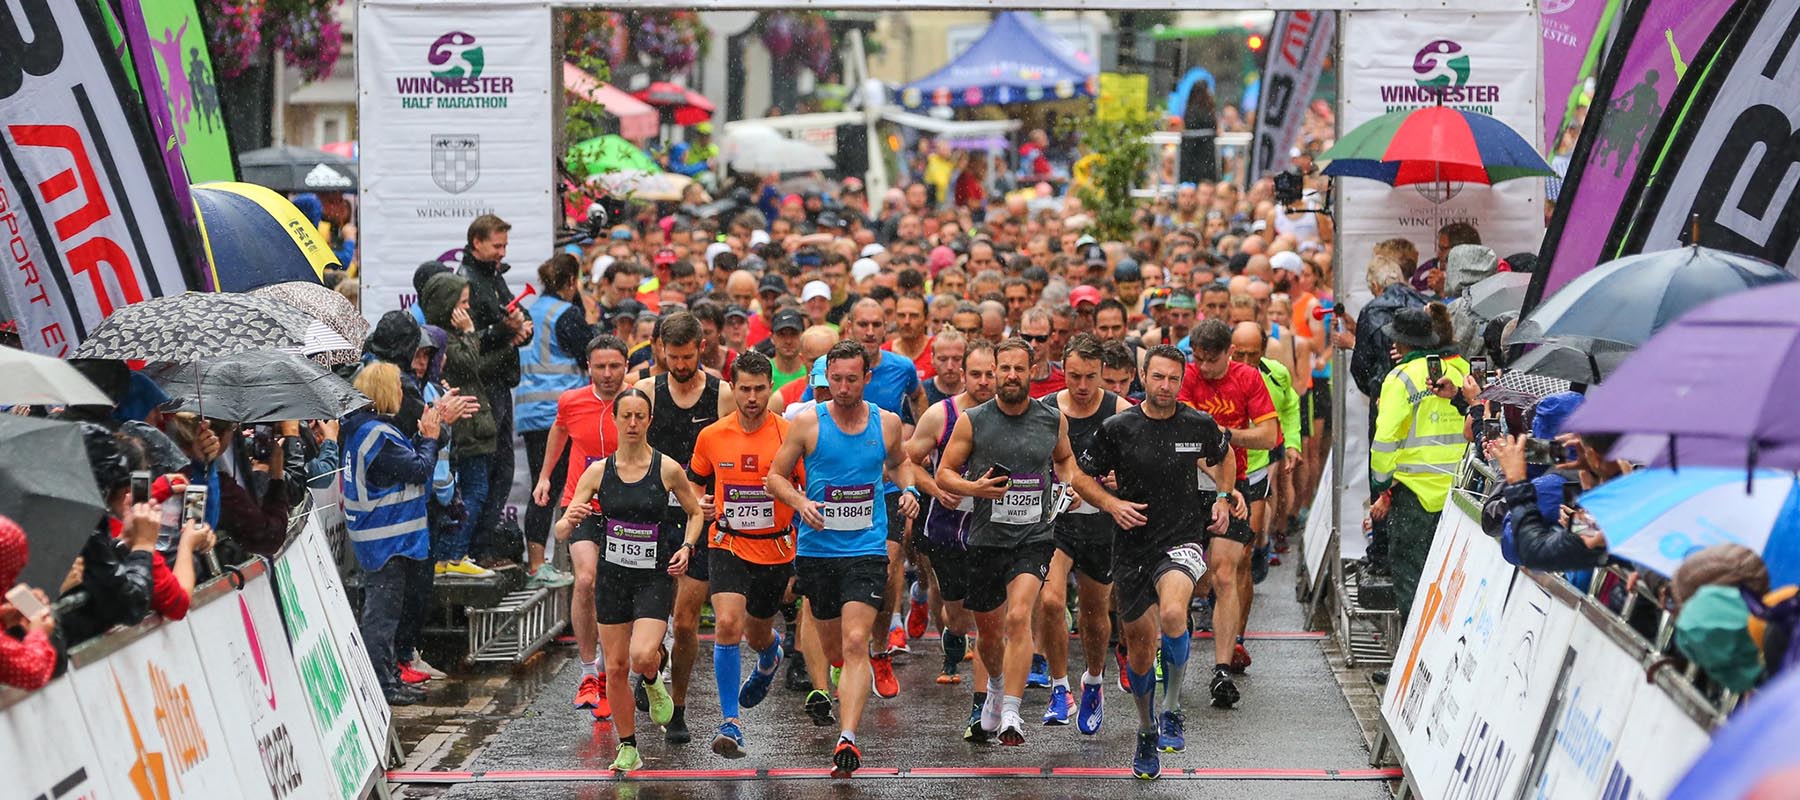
1508, 338, 1633, 384
154, 350, 368, 423
238, 145, 359, 192
71, 292, 354, 363
1514, 245, 1793, 348
0, 415, 106, 593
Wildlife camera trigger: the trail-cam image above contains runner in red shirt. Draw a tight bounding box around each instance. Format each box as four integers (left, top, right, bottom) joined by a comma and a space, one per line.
1173, 320, 1282, 698
1018, 307, 1065, 398
532, 335, 629, 720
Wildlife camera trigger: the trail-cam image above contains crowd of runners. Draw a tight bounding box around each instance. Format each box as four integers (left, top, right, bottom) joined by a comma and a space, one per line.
532, 193, 1330, 777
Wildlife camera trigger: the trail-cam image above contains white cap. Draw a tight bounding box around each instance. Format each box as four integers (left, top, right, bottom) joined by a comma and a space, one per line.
749, 229, 771, 247
801, 280, 832, 302
590, 255, 615, 283
705, 242, 732, 268
860, 243, 886, 258
1270, 251, 1305, 274
852, 258, 881, 283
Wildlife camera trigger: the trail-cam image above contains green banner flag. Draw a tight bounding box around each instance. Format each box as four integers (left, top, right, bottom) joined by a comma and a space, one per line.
107, 0, 237, 183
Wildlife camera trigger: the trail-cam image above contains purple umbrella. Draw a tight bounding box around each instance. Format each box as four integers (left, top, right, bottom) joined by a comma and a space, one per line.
1565, 282, 1800, 470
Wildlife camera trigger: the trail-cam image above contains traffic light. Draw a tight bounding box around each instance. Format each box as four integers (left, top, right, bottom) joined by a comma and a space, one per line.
1247, 33, 1265, 52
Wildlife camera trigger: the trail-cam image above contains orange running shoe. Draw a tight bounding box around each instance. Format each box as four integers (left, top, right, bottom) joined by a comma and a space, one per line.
871, 653, 900, 698
831, 737, 862, 777
591, 673, 612, 720
887, 625, 910, 654
1230, 642, 1252, 673
574, 673, 602, 709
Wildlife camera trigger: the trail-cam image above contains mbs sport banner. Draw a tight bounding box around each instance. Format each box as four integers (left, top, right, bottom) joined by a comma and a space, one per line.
0, 0, 197, 355
357, 0, 554, 323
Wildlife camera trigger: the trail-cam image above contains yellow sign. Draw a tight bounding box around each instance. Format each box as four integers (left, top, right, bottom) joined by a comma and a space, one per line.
1096, 73, 1150, 122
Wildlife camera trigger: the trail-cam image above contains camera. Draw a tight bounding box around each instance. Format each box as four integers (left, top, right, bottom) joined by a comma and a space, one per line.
241, 425, 278, 461
557, 194, 631, 247
1272, 170, 1305, 208
1523, 438, 1564, 465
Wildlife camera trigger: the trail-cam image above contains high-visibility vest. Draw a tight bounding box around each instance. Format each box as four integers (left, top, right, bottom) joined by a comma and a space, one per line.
342, 417, 430, 571
514, 295, 585, 433
1246, 357, 1301, 479
1370, 353, 1469, 512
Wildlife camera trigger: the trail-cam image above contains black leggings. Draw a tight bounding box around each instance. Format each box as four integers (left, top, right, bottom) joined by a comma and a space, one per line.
521, 428, 569, 552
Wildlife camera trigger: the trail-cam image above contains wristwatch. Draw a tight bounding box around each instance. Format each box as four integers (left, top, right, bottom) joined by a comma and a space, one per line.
901, 486, 922, 500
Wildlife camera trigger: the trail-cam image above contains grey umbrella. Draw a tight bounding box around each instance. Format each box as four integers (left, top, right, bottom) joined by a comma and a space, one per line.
70, 292, 354, 363
238, 145, 358, 192
1465, 272, 1533, 319
1514, 245, 1793, 347
0, 415, 106, 592
154, 350, 368, 423
0, 347, 113, 406
1508, 338, 1634, 384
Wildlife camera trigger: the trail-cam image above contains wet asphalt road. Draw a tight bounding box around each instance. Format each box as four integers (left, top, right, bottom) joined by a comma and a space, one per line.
396, 557, 1388, 799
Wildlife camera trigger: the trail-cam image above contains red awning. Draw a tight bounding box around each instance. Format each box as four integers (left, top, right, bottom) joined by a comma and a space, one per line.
563, 62, 659, 142
633, 81, 715, 126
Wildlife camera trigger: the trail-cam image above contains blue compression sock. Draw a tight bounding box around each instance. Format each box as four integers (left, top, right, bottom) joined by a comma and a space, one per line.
757, 632, 784, 674
715, 643, 742, 719
1160, 632, 1191, 714
1160, 632, 1191, 666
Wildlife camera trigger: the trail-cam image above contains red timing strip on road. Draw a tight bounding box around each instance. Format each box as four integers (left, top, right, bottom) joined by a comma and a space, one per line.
692, 630, 1330, 642
387, 766, 1401, 783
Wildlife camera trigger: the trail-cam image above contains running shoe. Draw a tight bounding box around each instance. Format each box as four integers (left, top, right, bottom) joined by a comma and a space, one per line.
871, 653, 900, 698
1042, 685, 1071, 725
907, 584, 929, 639
633, 674, 649, 713
830, 664, 842, 688
398, 661, 430, 685
1210, 668, 1240, 709
1132, 731, 1161, 779
590, 676, 612, 721
1251, 545, 1271, 584
711, 721, 746, 758
1158, 710, 1185, 753
437, 558, 495, 577
805, 689, 835, 726
1027, 654, 1050, 688
526, 563, 574, 588
998, 716, 1026, 746
831, 737, 862, 777
1076, 682, 1104, 735
643, 675, 674, 725
609, 742, 642, 774
664, 706, 690, 744
1268, 550, 1284, 566
411, 657, 449, 679
1115, 644, 1131, 694
887, 625, 910, 655
963, 698, 991, 743
1231, 641, 1253, 674
740, 660, 780, 710
936, 667, 962, 685
574, 674, 603, 709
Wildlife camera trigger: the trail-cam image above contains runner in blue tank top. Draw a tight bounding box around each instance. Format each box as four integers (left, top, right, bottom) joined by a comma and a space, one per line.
767, 340, 920, 778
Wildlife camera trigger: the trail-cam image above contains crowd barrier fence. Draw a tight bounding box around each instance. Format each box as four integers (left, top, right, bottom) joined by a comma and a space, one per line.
1, 500, 392, 800
1371, 482, 1723, 800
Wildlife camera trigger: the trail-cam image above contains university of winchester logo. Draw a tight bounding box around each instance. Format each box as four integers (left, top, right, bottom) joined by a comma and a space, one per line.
431, 134, 481, 194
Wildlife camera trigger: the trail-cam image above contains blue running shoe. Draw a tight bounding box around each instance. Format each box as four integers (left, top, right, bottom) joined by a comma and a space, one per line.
1076, 682, 1104, 735
711, 721, 746, 758
1133, 731, 1161, 779
1027, 654, 1050, 688
1158, 710, 1185, 753
739, 654, 781, 710
1041, 685, 1071, 725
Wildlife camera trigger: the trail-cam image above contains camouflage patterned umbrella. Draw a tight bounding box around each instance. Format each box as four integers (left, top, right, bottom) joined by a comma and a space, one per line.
71, 292, 354, 364
252, 281, 369, 353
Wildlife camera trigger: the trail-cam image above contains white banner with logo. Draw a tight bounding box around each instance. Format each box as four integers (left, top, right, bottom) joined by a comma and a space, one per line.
69, 619, 256, 797
0, 678, 107, 800
1601, 673, 1713, 798
1336, 10, 1544, 317
274, 516, 392, 770
187, 575, 339, 800
0, 0, 195, 356
1250, 10, 1337, 183
357, 0, 554, 321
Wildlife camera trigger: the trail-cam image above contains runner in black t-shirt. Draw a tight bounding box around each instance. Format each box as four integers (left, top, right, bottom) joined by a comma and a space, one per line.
1078, 345, 1235, 781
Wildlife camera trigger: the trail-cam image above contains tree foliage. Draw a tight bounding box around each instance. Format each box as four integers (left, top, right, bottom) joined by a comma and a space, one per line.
1062, 112, 1157, 242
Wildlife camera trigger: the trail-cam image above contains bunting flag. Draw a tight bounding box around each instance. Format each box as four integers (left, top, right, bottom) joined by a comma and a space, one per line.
0, 0, 198, 355
1609, 0, 1800, 273
1526, 0, 1745, 306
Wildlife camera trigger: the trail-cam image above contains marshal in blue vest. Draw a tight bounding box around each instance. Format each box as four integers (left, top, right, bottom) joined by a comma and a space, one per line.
514, 294, 586, 432
342, 417, 431, 571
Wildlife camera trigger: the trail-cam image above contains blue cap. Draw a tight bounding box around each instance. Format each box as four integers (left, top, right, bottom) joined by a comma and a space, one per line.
811, 355, 830, 388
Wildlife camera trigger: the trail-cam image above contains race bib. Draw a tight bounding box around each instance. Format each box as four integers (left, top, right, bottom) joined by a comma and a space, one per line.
605, 520, 659, 569
668, 490, 683, 508
1166, 542, 1208, 581
1195, 466, 1219, 492
821, 483, 877, 531
721, 483, 776, 531
1059, 482, 1100, 515
992, 473, 1046, 525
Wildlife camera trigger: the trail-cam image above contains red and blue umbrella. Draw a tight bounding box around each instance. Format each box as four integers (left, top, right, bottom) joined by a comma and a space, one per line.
1319, 105, 1552, 186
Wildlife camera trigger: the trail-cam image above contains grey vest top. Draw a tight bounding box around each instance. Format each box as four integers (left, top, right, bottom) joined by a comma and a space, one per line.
964, 397, 1062, 548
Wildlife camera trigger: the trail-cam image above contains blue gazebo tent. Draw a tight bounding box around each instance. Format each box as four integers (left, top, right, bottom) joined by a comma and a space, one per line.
896, 12, 1098, 110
